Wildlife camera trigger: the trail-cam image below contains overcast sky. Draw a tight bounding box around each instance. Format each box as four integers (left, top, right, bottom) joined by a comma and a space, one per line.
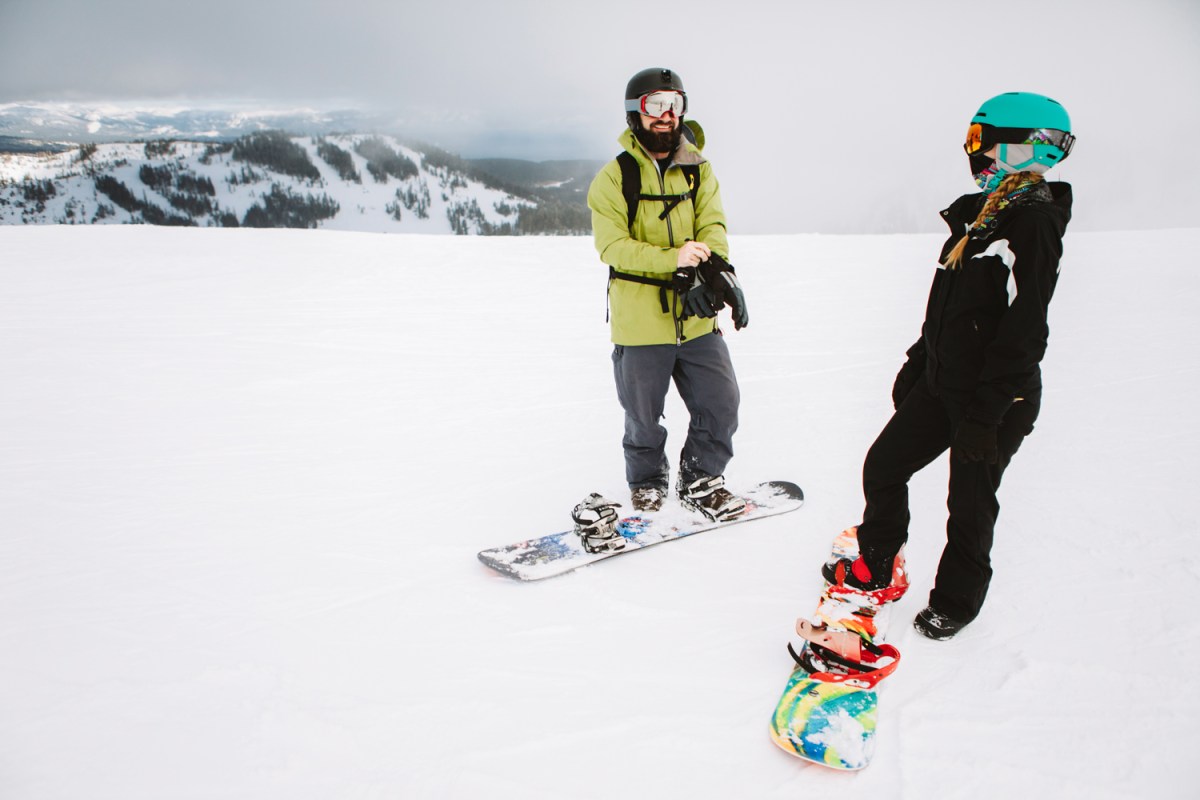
2, 0, 1197, 234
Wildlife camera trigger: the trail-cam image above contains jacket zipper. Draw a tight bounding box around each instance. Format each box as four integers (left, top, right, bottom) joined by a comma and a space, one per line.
656, 160, 685, 345
656, 160, 676, 246
928, 203, 977, 393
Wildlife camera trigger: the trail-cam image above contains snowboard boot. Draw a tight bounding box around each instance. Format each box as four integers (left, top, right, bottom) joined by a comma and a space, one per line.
821, 556, 890, 592
821, 545, 909, 606
571, 493, 624, 554
913, 606, 969, 640
676, 474, 747, 522
631, 486, 665, 513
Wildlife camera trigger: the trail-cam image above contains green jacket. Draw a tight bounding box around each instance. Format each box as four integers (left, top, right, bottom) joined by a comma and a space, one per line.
587, 128, 730, 346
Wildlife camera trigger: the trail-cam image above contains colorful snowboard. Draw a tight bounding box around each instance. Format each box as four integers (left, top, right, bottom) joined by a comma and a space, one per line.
477, 481, 804, 581
769, 527, 908, 771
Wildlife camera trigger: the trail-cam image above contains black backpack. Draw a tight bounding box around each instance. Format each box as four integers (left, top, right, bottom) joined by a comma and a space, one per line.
608, 123, 703, 315
615, 121, 702, 233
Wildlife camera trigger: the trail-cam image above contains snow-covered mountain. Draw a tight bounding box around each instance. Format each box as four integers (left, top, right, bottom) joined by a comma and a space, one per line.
0, 132, 591, 234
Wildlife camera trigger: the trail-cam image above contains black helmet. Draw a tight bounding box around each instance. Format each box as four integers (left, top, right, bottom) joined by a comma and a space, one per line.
625, 68, 685, 102
624, 68, 686, 130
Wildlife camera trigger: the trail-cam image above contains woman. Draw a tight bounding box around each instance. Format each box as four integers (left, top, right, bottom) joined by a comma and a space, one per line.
826, 92, 1076, 640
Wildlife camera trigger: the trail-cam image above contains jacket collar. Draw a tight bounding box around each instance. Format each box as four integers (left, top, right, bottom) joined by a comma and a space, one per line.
619, 127, 705, 168
940, 181, 1073, 234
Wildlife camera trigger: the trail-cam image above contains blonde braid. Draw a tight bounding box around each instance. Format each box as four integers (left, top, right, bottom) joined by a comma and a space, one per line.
943, 172, 1044, 270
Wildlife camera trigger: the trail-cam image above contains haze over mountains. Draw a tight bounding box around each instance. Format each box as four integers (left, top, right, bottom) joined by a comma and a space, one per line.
0, 101, 386, 147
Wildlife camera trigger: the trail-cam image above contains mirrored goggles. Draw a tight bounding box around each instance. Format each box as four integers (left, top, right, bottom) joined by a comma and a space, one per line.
625, 91, 687, 118
964, 123, 1075, 159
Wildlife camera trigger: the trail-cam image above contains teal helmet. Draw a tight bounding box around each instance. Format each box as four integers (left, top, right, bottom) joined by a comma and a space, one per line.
965, 92, 1075, 191
965, 92, 1075, 174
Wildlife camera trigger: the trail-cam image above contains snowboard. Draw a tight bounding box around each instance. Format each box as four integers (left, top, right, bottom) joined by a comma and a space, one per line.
477, 481, 804, 581
769, 526, 908, 771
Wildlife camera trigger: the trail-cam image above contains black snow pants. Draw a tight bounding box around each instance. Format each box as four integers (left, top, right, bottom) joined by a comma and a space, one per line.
855, 378, 1039, 623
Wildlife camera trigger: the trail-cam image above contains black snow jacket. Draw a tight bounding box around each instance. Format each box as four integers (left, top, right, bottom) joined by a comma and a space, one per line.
897, 182, 1073, 426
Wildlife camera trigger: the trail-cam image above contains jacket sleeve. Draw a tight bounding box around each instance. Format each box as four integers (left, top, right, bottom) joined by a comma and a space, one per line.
692, 161, 730, 260
898, 336, 926, 380
966, 213, 1063, 424
900, 270, 940, 381
587, 161, 678, 275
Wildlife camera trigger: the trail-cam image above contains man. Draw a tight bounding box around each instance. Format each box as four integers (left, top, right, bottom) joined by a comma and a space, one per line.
586, 67, 749, 522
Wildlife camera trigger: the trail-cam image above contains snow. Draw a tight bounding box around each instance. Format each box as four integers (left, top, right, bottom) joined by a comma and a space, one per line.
0, 137, 533, 233
1, 225, 1196, 799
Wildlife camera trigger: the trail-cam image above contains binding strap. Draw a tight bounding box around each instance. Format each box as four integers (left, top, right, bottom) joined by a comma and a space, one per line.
787, 641, 901, 690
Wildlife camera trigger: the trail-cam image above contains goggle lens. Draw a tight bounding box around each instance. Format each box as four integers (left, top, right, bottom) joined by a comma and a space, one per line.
640, 91, 686, 118
964, 122, 987, 155
963, 123, 1074, 158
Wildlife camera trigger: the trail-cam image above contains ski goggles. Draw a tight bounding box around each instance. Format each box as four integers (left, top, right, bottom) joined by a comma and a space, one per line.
625, 91, 687, 118
964, 123, 1075, 159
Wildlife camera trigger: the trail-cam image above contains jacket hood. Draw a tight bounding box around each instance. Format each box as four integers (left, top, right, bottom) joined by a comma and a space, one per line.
1041, 182, 1073, 234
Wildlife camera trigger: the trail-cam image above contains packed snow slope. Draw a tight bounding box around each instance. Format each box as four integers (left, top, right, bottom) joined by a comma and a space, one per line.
1, 226, 1196, 799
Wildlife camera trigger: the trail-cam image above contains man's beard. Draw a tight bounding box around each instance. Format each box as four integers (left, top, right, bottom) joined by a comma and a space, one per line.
633, 118, 682, 155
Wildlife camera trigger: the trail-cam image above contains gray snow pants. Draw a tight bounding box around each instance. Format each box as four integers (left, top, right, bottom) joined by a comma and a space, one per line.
611, 332, 740, 491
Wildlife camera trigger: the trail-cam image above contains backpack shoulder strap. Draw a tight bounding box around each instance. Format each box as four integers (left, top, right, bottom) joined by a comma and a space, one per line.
608, 149, 700, 324
681, 164, 700, 207
616, 150, 640, 232
680, 121, 702, 207
617, 149, 700, 230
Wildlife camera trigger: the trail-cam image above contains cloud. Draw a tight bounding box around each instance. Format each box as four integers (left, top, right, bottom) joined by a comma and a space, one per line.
2, 0, 1198, 233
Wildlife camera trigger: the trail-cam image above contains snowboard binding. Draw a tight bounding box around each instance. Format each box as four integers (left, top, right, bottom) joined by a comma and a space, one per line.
571, 493, 625, 554
821, 528, 910, 607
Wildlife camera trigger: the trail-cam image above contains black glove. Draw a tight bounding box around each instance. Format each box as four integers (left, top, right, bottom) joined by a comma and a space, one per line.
672, 266, 718, 320
696, 253, 749, 330
952, 419, 998, 464
891, 363, 921, 410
